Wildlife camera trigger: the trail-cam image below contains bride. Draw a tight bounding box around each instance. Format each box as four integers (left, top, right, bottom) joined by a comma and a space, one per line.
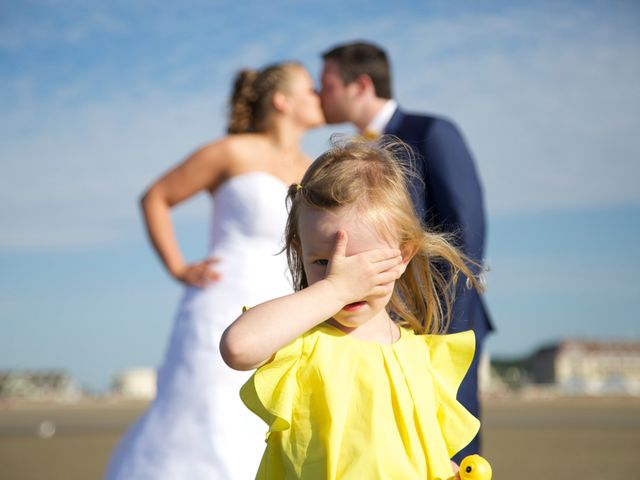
106, 62, 324, 480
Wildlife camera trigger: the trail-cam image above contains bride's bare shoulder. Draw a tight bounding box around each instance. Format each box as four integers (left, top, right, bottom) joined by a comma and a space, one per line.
192, 134, 262, 158
219, 133, 267, 156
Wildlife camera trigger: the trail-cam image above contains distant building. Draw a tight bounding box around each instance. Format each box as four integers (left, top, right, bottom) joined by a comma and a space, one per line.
112, 368, 157, 399
479, 351, 508, 394
528, 340, 640, 395
0, 370, 82, 401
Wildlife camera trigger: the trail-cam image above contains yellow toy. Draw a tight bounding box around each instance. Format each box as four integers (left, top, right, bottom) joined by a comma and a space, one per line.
458, 454, 492, 480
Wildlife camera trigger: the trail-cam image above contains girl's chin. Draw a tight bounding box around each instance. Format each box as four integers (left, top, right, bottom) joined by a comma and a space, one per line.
328, 318, 359, 333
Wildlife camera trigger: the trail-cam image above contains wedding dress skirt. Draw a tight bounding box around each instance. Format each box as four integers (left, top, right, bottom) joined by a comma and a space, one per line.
106, 172, 293, 479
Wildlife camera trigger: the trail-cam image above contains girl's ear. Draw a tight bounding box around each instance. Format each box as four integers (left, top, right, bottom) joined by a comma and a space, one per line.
400, 242, 418, 267
390, 243, 417, 278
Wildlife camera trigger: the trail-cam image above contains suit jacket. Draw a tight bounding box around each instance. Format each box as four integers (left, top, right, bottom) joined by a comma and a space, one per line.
384, 107, 493, 334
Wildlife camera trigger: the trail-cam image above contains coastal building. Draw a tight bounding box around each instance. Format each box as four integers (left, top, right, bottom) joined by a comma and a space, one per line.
528, 340, 640, 395
0, 370, 82, 401
112, 367, 157, 399
479, 351, 509, 394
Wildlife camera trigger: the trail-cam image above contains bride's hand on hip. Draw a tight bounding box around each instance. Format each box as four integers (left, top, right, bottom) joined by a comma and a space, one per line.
173, 258, 221, 287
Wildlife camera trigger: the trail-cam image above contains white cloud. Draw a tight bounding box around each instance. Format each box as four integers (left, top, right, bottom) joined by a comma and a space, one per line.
378, 6, 640, 214
0, 2, 128, 50
1, 1, 639, 248
1, 85, 225, 247
286, 3, 640, 214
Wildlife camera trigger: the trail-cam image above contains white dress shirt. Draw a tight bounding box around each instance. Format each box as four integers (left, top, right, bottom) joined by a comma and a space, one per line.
363, 99, 398, 135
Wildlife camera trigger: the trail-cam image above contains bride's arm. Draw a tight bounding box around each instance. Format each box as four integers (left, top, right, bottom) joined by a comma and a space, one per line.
141, 140, 231, 286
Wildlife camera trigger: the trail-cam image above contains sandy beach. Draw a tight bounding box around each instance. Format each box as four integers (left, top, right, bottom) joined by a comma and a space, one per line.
1, 395, 639, 479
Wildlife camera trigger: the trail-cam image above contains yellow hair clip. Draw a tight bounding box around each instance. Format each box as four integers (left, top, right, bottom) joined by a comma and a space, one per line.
295, 183, 303, 192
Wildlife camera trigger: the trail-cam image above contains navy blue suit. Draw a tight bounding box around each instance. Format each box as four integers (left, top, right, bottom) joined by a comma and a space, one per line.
385, 107, 493, 461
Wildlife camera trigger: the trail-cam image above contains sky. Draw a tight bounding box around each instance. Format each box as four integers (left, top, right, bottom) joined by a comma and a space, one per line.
1, 0, 639, 392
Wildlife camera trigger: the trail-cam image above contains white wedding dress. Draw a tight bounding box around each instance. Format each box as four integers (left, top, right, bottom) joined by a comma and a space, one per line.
106, 172, 293, 480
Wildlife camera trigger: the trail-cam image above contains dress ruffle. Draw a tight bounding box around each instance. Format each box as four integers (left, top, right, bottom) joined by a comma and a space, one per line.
240, 335, 302, 438
425, 330, 480, 458
241, 325, 480, 479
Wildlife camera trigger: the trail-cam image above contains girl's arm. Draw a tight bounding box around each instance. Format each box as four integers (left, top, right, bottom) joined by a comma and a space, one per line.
220, 230, 403, 370
141, 141, 230, 286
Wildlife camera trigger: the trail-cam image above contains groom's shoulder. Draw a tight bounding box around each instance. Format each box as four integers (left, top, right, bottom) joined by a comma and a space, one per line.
400, 109, 466, 139
401, 108, 455, 128
393, 108, 454, 136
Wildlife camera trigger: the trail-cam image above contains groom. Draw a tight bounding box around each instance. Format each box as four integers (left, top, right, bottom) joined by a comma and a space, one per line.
319, 41, 493, 461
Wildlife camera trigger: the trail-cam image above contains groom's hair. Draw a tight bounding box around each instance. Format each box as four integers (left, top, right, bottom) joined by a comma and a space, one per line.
322, 41, 392, 99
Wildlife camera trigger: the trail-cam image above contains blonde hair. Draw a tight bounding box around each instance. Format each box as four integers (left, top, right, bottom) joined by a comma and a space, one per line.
227, 62, 302, 134
284, 137, 480, 334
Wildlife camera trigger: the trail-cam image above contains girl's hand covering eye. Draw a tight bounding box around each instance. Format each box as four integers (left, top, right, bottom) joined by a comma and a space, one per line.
324, 230, 403, 305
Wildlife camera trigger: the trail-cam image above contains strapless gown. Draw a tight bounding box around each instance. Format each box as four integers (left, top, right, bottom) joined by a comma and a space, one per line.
106, 172, 294, 480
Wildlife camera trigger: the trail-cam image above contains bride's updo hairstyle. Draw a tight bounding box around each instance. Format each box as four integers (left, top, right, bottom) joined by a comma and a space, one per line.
283, 136, 482, 335
228, 62, 301, 134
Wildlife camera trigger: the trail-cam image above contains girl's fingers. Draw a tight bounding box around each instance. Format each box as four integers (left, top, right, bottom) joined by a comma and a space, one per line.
376, 270, 400, 284
372, 256, 403, 273
331, 230, 349, 259
366, 248, 402, 263
392, 263, 405, 278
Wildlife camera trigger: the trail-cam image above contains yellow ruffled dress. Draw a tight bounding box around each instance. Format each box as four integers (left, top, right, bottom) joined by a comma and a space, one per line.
240, 323, 479, 480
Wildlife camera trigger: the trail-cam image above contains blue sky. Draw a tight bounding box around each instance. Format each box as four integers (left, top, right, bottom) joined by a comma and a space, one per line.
1, 0, 639, 391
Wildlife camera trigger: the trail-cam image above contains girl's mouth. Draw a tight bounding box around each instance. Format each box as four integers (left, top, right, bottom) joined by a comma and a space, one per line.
342, 301, 366, 312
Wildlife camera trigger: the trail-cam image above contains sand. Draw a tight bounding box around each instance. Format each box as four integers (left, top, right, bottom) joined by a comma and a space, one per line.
1, 395, 639, 479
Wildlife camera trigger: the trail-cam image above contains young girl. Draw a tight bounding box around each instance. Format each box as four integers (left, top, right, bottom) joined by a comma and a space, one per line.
220, 138, 482, 480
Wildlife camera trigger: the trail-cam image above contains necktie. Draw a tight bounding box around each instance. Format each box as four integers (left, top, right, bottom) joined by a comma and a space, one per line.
362, 129, 379, 140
